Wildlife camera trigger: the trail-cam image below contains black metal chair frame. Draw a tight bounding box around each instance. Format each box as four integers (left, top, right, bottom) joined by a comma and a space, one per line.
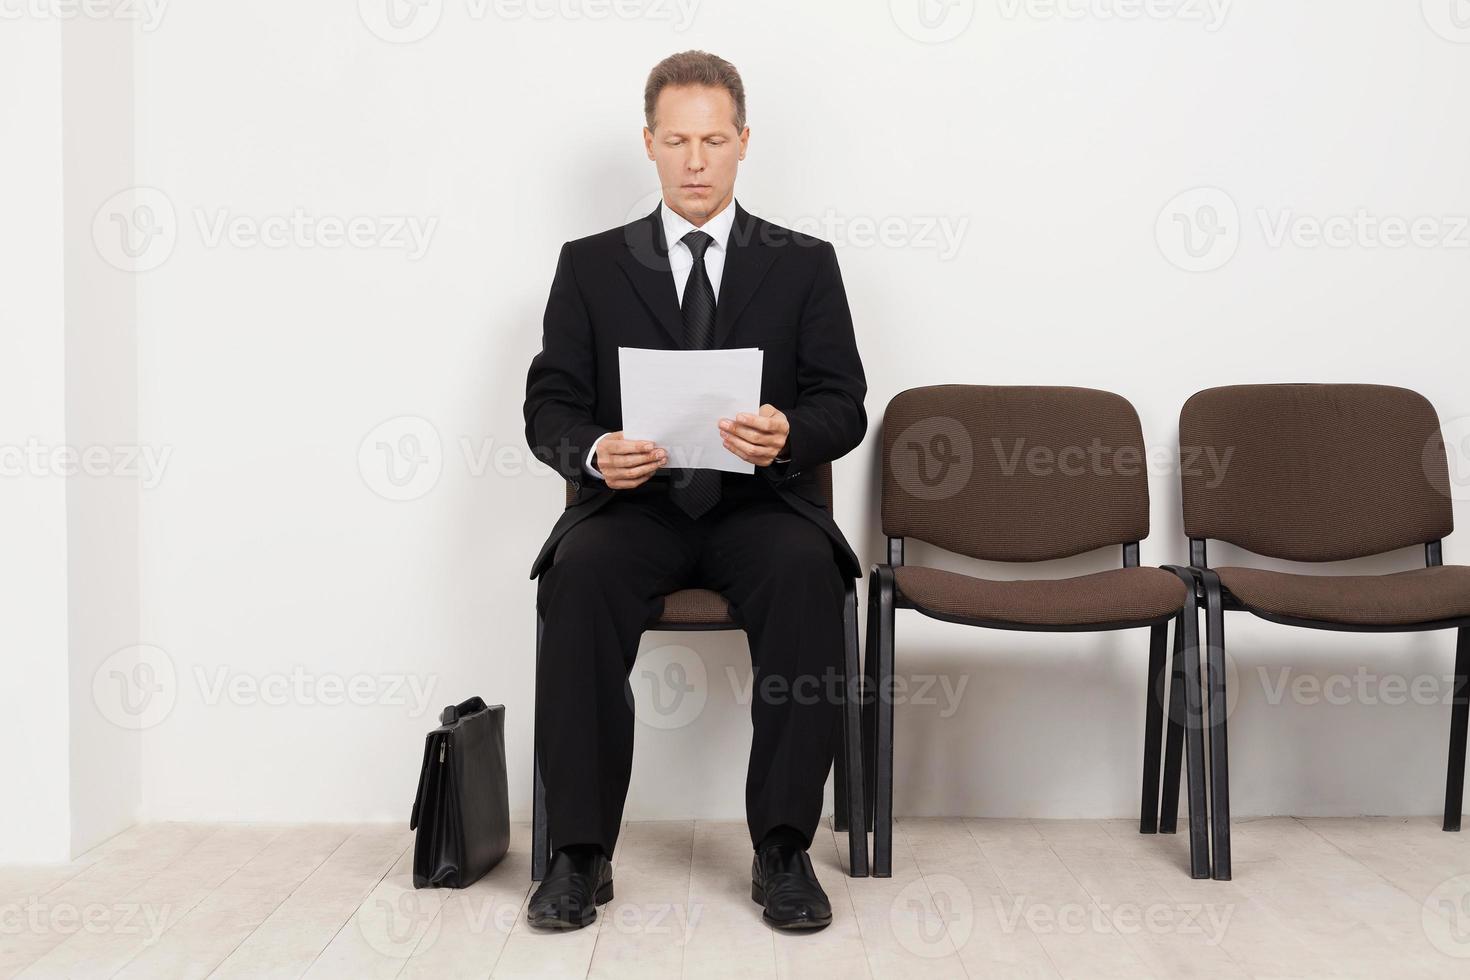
863, 535, 1213, 879
1178, 537, 1470, 881
531, 491, 870, 881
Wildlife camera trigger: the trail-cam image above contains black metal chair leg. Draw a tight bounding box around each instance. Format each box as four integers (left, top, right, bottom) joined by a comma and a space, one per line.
1139, 622, 1169, 834
834, 723, 849, 834
1159, 613, 1186, 835
867, 564, 896, 878
838, 582, 869, 875
862, 578, 878, 836
832, 589, 852, 831
532, 613, 550, 881
1200, 570, 1232, 879
1446, 627, 1469, 832
1176, 585, 1212, 879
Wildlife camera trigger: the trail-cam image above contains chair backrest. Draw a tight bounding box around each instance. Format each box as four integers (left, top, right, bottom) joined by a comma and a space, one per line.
880, 385, 1151, 562
1179, 383, 1453, 562
565, 461, 834, 508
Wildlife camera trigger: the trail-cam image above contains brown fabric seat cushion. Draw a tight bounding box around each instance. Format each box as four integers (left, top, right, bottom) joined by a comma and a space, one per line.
652, 588, 735, 627
1216, 565, 1470, 626
894, 565, 1188, 627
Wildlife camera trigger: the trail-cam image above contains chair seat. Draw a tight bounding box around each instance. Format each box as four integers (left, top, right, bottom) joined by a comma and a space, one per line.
652, 588, 736, 628
1216, 565, 1470, 626
893, 565, 1188, 627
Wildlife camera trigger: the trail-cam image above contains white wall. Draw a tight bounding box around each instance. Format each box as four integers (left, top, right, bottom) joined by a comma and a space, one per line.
0, 14, 141, 861
63, 13, 143, 858
0, 17, 72, 862
109, 1, 1470, 824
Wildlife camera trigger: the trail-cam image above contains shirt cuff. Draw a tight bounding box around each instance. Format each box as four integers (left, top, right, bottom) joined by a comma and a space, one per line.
584, 432, 611, 480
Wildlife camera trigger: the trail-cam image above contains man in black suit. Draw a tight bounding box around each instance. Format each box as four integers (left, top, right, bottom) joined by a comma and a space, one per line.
523, 50, 866, 931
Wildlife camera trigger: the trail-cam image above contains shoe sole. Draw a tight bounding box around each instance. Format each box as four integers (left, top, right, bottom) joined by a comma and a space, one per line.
527, 880, 615, 930
750, 881, 832, 930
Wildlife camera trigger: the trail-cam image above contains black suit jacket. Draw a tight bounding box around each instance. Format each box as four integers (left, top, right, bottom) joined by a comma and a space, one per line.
523, 201, 867, 580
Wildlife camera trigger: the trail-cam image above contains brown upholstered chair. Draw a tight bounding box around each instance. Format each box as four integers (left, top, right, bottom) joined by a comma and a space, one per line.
532, 462, 869, 879
1177, 383, 1468, 881
863, 385, 1210, 878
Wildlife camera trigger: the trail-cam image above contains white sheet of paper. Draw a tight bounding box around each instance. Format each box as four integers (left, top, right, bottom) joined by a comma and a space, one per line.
618, 346, 765, 474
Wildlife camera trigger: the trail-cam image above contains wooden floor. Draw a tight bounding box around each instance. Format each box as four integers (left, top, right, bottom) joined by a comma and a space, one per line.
3, 816, 1470, 978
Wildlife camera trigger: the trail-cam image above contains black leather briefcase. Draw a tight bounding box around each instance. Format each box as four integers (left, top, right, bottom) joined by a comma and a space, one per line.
410, 696, 510, 888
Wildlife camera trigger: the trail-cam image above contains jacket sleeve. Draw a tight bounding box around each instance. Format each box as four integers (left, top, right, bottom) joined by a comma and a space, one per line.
765, 241, 867, 482
523, 242, 607, 490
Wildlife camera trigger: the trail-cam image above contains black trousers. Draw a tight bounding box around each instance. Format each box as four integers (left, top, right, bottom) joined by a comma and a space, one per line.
534, 470, 847, 857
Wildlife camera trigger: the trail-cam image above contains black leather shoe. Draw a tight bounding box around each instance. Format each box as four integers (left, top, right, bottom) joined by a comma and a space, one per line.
526, 848, 613, 929
750, 842, 832, 930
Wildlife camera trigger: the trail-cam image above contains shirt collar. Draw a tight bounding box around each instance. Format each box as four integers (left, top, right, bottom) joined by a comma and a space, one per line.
659, 197, 737, 255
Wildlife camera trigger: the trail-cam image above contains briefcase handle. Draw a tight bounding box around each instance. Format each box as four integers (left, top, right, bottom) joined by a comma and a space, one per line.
439, 696, 488, 727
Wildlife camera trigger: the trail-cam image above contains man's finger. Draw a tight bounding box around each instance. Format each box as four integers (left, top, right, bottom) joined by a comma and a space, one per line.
725, 421, 779, 445
604, 449, 664, 469
732, 412, 779, 431
606, 439, 659, 456
722, 431, 768, 459
613, 459, 663, 479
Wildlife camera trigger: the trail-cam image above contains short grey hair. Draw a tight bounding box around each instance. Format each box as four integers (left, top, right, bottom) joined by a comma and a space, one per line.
643, 50, 746, 133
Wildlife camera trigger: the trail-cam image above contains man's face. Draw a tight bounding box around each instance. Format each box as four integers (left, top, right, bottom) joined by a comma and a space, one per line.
644, 84, 748, 226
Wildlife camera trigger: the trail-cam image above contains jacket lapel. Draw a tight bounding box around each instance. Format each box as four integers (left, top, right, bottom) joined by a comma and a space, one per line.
615, 206, 685, 348
615, 199, 779, 350
713, 202, 778, 349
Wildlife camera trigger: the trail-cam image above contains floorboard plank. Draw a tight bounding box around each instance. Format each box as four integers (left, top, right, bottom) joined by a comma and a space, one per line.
207, 825, 409, 980
113, 825, 353, 980
18, 824, 283, 980
678, 821, 775, 980
0, 824, 215, 980
396, 822, 535, 980
4, 817, 1470, 978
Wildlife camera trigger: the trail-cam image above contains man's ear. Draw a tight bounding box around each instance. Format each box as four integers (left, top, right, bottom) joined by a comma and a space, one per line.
738, 126, 750, 160
643, 127, 655, 160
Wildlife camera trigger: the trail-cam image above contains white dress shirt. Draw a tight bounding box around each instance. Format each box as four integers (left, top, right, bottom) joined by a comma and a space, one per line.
584, 198, 786, 480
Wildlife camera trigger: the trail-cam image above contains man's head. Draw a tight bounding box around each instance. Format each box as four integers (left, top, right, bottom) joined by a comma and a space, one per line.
643, 50, 749, 227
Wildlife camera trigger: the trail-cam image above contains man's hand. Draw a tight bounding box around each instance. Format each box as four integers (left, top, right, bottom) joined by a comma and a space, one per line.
719, 404, 790, 467
596, 432, 667, 489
